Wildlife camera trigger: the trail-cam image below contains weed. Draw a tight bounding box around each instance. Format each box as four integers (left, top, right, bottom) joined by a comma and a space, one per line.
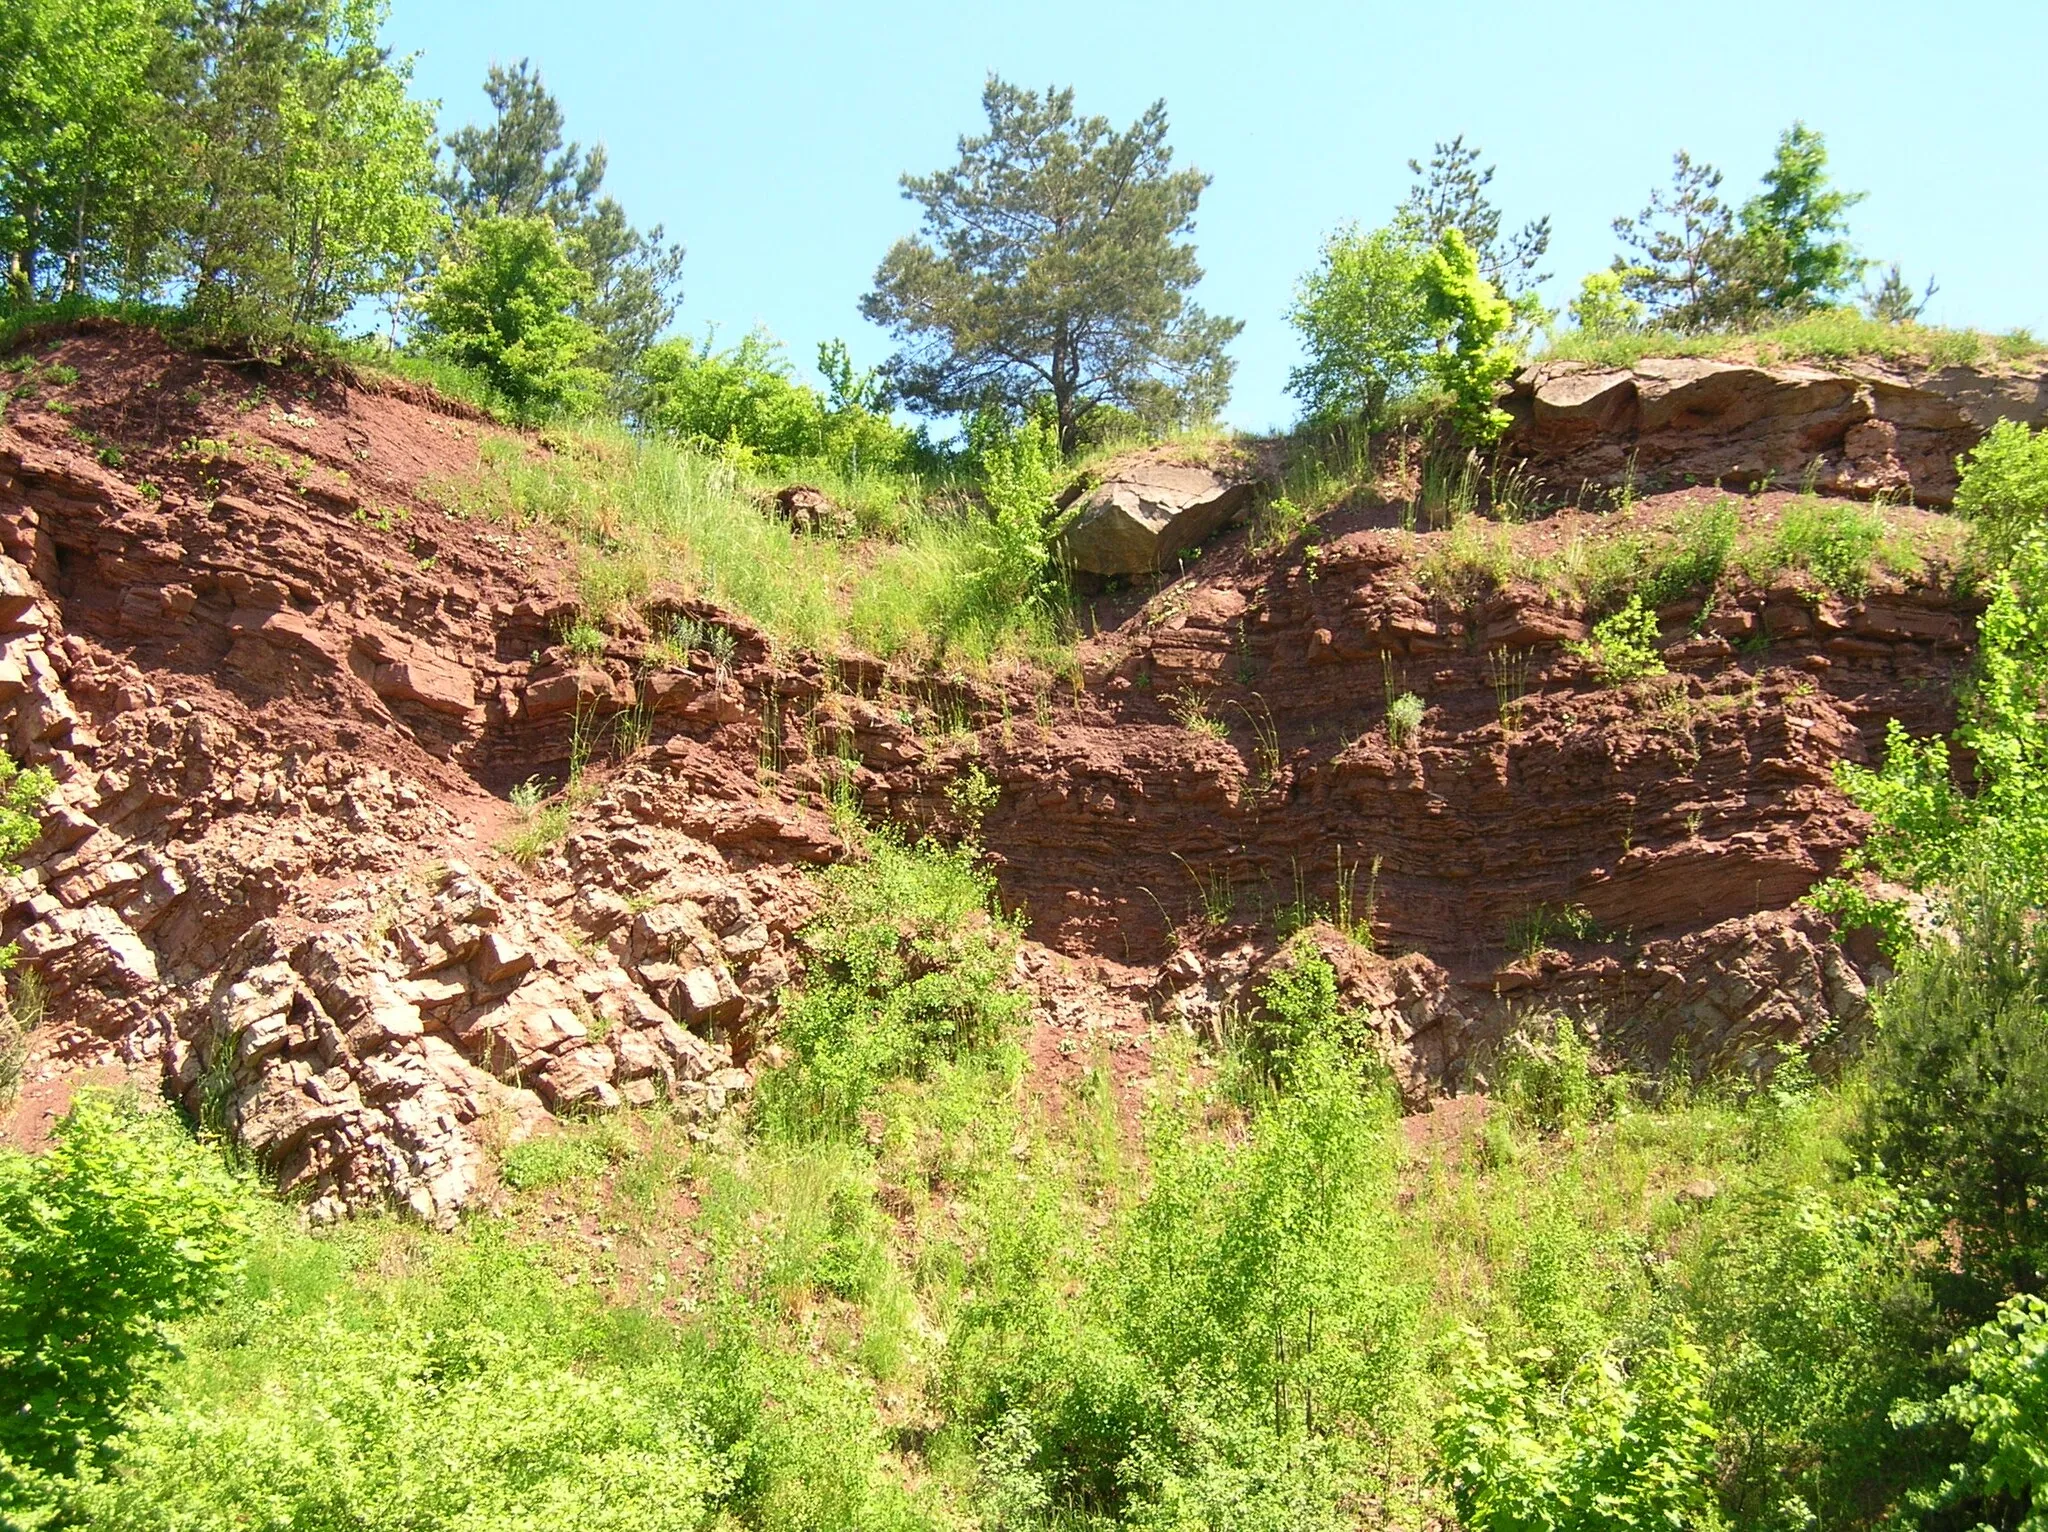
1753, 499, 1886, 594
1418, 517, 1517, 602
1385, 691, 1425, 748
1177, 854, 1238, 927
1169, 688, 1229, 740
1506, 901, 1604, 959
561, 619, 607, 661
1569, 597, 1665, 684
946, 762, 1000, 831
1489, 647, 1534, 730
500, 777, 570, 868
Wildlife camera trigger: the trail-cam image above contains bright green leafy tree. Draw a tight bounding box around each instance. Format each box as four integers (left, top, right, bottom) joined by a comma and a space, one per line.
1418, 229, 1517, 443
0, 0, 176, 303
172, 0, 439, 333
1285, 224, 1431, 428
418, 213, 601, 422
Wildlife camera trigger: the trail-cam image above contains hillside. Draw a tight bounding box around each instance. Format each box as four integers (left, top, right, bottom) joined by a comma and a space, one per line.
0, 315, 1996, 1207
5, 311, 2048, 1532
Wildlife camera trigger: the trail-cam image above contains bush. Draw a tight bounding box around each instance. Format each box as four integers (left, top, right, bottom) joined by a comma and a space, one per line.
634, 329, 829, 463
418, 215, 603, 423
1865, 876, 2048, 1313
1567, 269, 1644, 338
1954, 420, 2048, 564
1418, 229, 1517, 444
1240, 941, 1379, 1090
1286, 224, 1431, 428
1434, 1327, 1719, 1532
1385, 690, 1425, 748
755, 833, 1028, 1140
1839, 527, 2048, 906
1569, 596, 1665, 684
1763, 500, 1885, 594
0, 1093, 252, 1489
1897, 1293, 2048, 1532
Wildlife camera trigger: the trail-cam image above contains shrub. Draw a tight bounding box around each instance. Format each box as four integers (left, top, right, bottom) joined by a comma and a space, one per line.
418, 215, 603, 423
1839, 528, 2048, 905
1434, 1327, 1719, 1532
1240, 940, 1378, 1089
755, 833, 1027, 1140
1286, 224, 1431, 428
1865, 875, 2048, 1313
1566, 269, 1643, 338
964, 411, 1070, 625
1418, 229, 1517, 444
1763, 500, 1885, 594
0, 1093, 252, 1487
1954, 419, 2048, 566
1385, 691, 1425, 748
1639, 499, 1737, 607
1897, 1293, 2048, 1532
1684, 1185, 1945, 1532
634, 329, 829, 463
1497, 1016, 1600, 1133
1569, 596, 1665, 684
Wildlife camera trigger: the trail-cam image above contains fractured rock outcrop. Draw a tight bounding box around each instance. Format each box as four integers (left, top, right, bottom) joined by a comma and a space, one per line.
1502, 356, 2048, 505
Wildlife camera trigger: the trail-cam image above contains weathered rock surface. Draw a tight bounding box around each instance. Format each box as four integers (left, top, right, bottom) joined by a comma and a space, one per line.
1059, 450, 1258, 575
1502, 356, 2048, 505
0, 321, 2000, 1214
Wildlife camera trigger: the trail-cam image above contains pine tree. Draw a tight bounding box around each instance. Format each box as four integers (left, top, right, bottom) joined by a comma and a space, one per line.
861, 76, 1240, 455
1401, 135, 1551, 299
436, 60, 682, 376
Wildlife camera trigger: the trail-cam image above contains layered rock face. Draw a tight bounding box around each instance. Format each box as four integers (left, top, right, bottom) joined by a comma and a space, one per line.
0, 321, 2012, 1217
1503, 356, 2048, 504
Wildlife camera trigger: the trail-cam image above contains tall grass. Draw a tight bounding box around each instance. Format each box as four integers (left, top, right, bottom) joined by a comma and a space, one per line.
436, 423, 1073, 667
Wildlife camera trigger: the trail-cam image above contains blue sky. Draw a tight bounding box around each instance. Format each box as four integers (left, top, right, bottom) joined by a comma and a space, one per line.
385, 0, 2047, 432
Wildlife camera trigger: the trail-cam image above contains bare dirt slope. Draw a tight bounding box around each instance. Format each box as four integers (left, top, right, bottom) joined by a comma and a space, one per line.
0, 319, 1983, 1218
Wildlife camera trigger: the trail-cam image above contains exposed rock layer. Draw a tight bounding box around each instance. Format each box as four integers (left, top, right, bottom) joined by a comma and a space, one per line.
1503, 355, 2048, 505
0, 322, 1994, 1217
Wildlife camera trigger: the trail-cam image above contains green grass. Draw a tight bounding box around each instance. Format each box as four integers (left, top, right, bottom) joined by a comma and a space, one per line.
435, 422, 1074, 668
1537, 309, 2046, 372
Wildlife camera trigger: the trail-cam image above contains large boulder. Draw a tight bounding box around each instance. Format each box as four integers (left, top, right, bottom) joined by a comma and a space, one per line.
1058, 452, 1257, 576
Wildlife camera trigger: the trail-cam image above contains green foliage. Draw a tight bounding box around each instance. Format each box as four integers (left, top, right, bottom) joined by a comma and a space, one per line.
1418, 229, 1518, 444
1401, 135, 1551, 301
1899, 1293, 2048, 1532
436, 59, 684, 377
1737, 123, 1866, 316
1435, 1326, 1720, 1532
1286, 224, 1431, 427
1865, 877, 2048, 1311
1954, 419, 2048, 565
1759, 499, 1885, 594
1568, 269, 1644, 338
965, 411, 1070, 624
756, 832, 1027, 1140
1537, 309, 2035, 371
1684, 1184, 1945, 1532
499, 1129, 615, 1191
636, 329, 829, 462
0, 754, 55, 871
418, 214, 601, 422
1386, 690, 1426, 747
1612, 123, 1862, 331
1839, 526, 2048, 906
0, 1093, 252, 1491
1804, 880, 1915, 960
862, 77, 1241, 454
1240, 941, 1378, 1089
1497, 1017, 1601, 1134
1569, 597, 1665, 684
